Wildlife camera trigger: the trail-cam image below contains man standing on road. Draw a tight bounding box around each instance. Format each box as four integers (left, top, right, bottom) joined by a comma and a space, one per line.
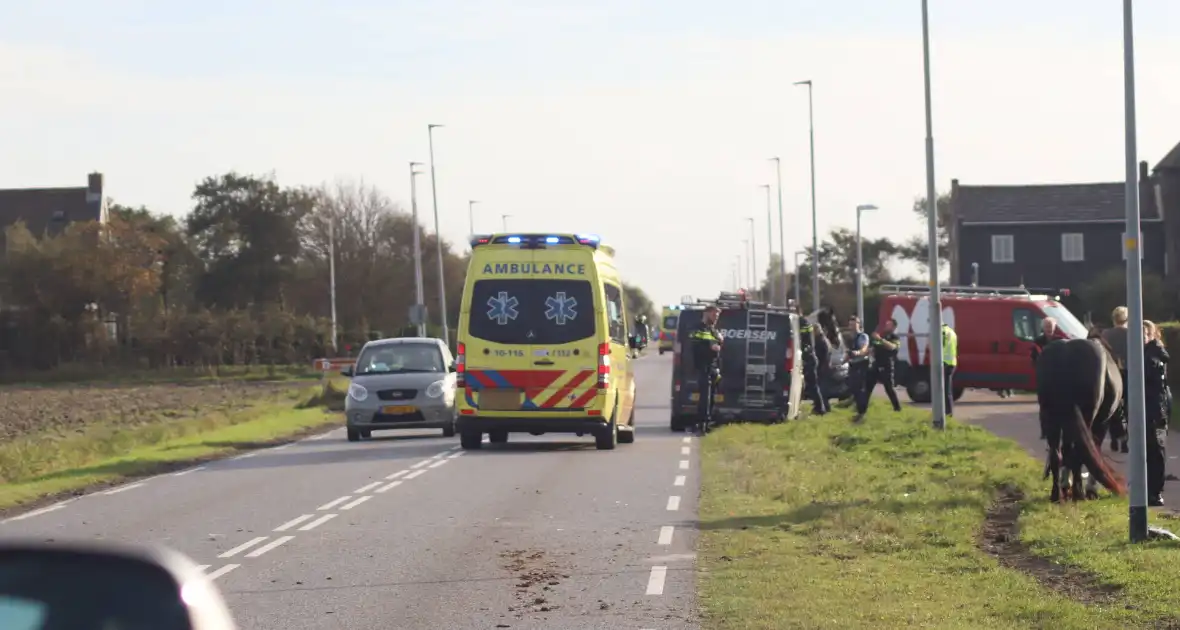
798, 312, 829, 415
847, 315, 872, 422
1102, 306, 1130, 454
858, 318, 903, 419
689, 305, 723, 435
941, 322, 958, 418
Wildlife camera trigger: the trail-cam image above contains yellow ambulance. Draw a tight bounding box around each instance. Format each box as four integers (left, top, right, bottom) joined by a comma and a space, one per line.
454, 233, 637, 450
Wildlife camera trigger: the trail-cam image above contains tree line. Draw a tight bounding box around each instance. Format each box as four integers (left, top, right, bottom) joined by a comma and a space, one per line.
0, 173, 659, 374
757, 192, 1173, 329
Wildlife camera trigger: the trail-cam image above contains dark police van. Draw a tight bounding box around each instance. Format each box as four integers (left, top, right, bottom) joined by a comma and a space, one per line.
668, 292, 803, 431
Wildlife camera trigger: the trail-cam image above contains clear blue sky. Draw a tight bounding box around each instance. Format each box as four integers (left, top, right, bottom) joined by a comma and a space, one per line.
2, 1, 1179, 306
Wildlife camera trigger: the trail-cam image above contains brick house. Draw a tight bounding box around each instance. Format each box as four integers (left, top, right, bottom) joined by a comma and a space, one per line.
947, 161, 1165, 291
0, 172, 108, 254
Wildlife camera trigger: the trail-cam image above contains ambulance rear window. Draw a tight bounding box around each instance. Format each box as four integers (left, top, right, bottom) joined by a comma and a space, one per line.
469, 279, 596, 345
663, 315, 678, 330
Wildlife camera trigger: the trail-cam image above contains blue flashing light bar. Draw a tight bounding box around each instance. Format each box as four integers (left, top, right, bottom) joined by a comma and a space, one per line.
545, 236, 560, 244
469, 233, 603, 250
506, 236, 522, 244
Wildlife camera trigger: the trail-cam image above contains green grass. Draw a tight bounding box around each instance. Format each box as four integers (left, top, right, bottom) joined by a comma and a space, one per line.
698, 402, 1180, 629
0, 363, 325, 387
0, 385, 339, 511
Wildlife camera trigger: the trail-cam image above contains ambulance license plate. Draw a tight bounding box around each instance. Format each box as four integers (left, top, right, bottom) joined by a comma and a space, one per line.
479, 389, 523, 410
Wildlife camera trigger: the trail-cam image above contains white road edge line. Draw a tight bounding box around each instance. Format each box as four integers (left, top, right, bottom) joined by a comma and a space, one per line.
317, 496, 352, 511
405, 470, 427, 480
205, 564, 240, 581
674, 475, 686, 487
410, 459, 432, 469
1, 504, 66, 523
448, 445, 462, 451
645, 566, 668, 595
386, 470, 409, 480
196, 565, 210, 572
245, 535, 294, 558
298, 514, 337, 531
340, 496, 372, 510
103, 483, 146, 495
446, 451, 465, 459
271, 443, 292, 451
427, 459, 448, 469
376, 480, 403, 493
680, 446, 691, 455
353, 482, 383, 494
658, 526, 675, 545
219, 537, 269, 558
171, 466, 205, 477
666, 496, 681, 511
274, 514, 315, 532
678, 460, 689, 470
234, 452, 258, 460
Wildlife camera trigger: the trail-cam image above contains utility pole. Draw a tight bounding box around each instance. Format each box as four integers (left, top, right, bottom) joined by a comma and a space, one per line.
771, 157, 787, 307
794, 79, 821, 313
427, 124, 450, 347
468, 200, 479, 238
920, 0, 947, 429
328, 219, 338, 353
760, 184, 773, 304
409, 162, 427, 338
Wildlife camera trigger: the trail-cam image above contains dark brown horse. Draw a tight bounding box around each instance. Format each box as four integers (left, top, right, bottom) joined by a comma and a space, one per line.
1037, 337, 1126, 502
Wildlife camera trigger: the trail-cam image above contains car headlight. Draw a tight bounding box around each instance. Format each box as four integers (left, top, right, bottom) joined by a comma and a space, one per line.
348, 383, 368, 402
425, 380, 447, 398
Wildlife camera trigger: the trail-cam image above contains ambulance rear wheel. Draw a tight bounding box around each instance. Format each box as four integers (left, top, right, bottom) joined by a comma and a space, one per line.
460, 431, 483, 450
595, 420, 618, 450
659, 348, 665, 355
618, 408, 636, 444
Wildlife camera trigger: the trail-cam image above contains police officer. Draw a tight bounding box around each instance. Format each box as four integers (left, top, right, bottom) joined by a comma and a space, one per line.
847, 315, 872, 422
634, 314, 650, 348
941, 322, 958, 417
689, 305, 723, 435
860, 317, 903, 416
1144, 320, 1170, 507
798, 312, 829, 415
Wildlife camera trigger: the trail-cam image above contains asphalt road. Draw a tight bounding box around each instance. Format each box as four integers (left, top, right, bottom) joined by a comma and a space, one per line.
0, 356, 699, 630
943, 390, 1180, 506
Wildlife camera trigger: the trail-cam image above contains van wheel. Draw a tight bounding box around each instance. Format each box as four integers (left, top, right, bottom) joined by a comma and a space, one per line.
658, 348, 665, 355
442, 421, 456, 438
670, 415, 685, 431
460, 431, 483, 450
595, 420, 618, 450
906, 376, 932, 404
953, 386, 965, 402
618, 407, 636, 444
347, 428, 361, 442
488, 431, 509, 444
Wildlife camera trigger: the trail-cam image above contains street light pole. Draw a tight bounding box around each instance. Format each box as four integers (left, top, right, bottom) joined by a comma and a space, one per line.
771, 158, 787, 307
409, 162, 427, 338
794, 79, 820, 313
501, 214, 511, 231
921, 0, 947, 430
793, 251, 805, 308
745, 219, 756, 299
328, 219, 338, 353
760, 184, 773, 303
426, 124, 450, 347
468, 200, 479, 238
855, 204, 878, 323
1121, 0, 1149, 543
736, 254, 744, 290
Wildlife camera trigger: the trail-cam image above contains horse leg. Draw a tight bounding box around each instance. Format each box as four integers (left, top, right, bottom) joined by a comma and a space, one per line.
1070, 450, 1085, 502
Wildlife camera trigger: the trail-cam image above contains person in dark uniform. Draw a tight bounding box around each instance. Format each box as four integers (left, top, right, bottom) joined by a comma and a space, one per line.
860, 317, 903, 416
1103, 306, 1131, 453
689, 305, 724, 435
1144, 320, 1170, 507
798, 313, 829, 415
847, 315, 872, 422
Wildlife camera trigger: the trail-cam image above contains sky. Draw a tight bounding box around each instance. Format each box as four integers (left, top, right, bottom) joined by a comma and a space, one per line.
2, 0, 1180, 309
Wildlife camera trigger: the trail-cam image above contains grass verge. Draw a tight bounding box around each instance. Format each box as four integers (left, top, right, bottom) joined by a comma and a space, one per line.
0, 385, 340, 514
698, 401, 1180, 629
0, 363, 325, 387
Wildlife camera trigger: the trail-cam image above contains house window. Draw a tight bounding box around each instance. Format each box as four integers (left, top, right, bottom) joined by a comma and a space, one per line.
1061, 233, 1085, 262
991, 234, 1014, 264
1121, 231, 1145, 260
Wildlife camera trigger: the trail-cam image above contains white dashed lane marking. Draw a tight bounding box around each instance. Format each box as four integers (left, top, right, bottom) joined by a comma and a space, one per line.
678, 460, 689, 470
317, 496, 352, 511
673, 475, 686, 487
645, 566, 668, 595
405, 470, 427, 480
657, 526, 675, 545
298, 514, 337, 531
274, 514, 315, 532
680, 446, 691, 455
219, 537, 268, 558
428, 459, 448, 469
353, 481, 383, 494
340, 496, 372, 510
410, 459, 431, 469
386, 470, 409, 480
245, 536, 294, 558
376, 480, 403, 493
205, 564, 240, 581
666, 496, 681, 511
682, 436, 691, 444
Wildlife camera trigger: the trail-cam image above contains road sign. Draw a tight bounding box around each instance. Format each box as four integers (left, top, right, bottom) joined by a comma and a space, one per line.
409, 304, 428, 325
313, 357, 354, 372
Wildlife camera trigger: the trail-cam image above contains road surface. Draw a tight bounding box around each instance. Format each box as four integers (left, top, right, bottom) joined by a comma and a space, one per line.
0, 356, 699, 630
949, 390, 1180, 506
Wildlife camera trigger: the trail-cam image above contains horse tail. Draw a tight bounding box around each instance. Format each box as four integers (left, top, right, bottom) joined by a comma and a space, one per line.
1067, 402, 1126, 495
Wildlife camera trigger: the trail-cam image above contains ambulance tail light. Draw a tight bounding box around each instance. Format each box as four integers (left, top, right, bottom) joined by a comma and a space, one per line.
469, 235, 492, 248
455, 342, 467, 388
596, 342, 611, 388
575, 233, 601, 249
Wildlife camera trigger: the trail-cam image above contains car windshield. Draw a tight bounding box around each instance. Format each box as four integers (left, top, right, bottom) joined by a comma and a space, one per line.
467, 279, 596, 345
355, 343, 444, 375
1041, 303, 1088, 338
662, 315, 678, 330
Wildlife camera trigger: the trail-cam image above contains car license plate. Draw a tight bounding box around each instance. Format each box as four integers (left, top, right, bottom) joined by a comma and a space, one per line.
689, 393, 725, 402
381, 405, 415, 415
479, 389, 523, 410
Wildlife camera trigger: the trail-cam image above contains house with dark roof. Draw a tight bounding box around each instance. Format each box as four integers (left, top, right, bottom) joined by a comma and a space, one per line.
0, 172, 108, 253
1153, 141, 1180, 283
947, 160, 1165, 291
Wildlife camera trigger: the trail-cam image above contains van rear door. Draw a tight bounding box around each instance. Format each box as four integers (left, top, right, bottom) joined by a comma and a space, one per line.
528, 249, 601, 412
716, 309, 791, 408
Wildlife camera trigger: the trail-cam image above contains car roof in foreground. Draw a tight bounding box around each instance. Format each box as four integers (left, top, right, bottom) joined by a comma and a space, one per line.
364, 337, 443, 348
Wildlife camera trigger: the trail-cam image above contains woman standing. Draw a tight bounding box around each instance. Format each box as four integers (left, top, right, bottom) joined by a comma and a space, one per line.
1144, 320, 1171, 507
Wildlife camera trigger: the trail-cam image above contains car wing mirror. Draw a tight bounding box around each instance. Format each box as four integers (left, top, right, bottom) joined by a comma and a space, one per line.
448, 362, 457, 373
340, 365, 354, 377
0, 539, 238, 630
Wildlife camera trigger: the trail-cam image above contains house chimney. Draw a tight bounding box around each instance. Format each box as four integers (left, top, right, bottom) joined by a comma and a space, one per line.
88, 172, 103, 194
1139, 160, 1149, 183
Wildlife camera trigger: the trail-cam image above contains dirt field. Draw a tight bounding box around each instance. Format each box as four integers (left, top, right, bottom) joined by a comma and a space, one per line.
0, 380, 314, 441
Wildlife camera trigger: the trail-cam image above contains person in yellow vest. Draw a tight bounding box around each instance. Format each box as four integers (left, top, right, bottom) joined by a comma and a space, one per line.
941, 322, 958, 417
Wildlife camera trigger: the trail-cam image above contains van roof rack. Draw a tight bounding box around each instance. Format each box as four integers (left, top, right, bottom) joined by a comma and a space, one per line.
879, 284, 1068, 300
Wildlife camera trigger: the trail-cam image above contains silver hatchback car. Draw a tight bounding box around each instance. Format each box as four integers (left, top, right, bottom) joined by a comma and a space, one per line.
342, 337, 458, 442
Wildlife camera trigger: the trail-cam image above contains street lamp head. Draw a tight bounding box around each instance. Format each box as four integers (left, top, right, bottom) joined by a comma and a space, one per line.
793, 80, 812, 86
769, 156, 780, 162
857, 204, 879, 212
428, 124, 444, 129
